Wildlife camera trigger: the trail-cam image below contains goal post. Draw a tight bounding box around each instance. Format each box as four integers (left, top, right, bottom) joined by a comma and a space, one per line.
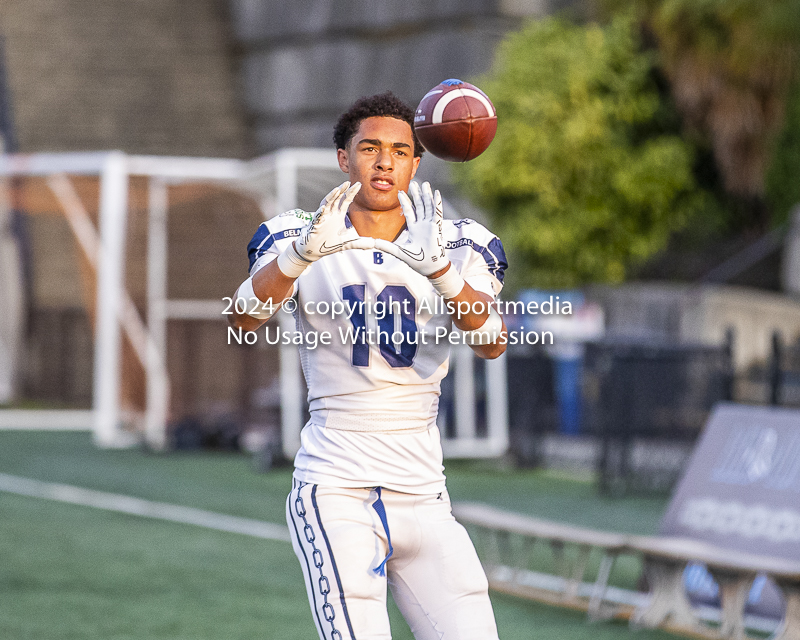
0, 149, 508, 459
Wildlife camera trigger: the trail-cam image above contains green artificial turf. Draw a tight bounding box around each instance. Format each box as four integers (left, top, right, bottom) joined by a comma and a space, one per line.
0, 432, 669, 532
0, 492, 314, 640
0, 431, 679, 639
445, 459, 669, 535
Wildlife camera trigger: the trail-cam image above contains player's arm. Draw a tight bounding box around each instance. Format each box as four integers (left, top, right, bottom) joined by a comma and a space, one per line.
428, 262, 507, 359
228, 259, 296, 331
229, 181, 363, 331
373, 181, 506, 359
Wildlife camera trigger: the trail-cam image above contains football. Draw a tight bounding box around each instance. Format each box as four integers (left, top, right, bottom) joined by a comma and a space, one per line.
413, 79, 497, 162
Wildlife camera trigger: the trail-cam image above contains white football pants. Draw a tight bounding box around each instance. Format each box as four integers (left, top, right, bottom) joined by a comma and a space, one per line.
286, 480, 500, 640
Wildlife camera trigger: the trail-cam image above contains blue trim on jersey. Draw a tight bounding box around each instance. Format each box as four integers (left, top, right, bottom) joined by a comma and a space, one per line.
445, 236, 508, 284
247, 225, 304, 271
311, 485, 356, 640
487, 236, 508, 284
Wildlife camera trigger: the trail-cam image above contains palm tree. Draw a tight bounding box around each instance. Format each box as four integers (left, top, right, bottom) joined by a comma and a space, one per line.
622, 0, 800, 228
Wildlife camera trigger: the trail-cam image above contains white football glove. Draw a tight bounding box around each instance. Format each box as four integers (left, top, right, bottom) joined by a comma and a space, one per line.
374, 181, 449, 277
277, 181, 363, 277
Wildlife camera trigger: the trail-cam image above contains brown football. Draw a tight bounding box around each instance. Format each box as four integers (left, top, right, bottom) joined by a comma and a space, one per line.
413, 79, 497, 162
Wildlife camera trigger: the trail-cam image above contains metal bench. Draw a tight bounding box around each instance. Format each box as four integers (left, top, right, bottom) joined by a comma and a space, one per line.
626, 534, 800, 640
454, 502, 800, 639
452, 502, 630, 619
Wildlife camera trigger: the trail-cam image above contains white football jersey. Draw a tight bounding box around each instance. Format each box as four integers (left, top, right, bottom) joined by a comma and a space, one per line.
247, 210, 506, 493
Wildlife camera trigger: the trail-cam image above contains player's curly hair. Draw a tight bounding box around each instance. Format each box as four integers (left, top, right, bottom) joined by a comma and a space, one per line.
333, 91, 424, 157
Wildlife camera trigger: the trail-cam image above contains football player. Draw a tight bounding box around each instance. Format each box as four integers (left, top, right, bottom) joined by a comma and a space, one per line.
230, 92, 507, 640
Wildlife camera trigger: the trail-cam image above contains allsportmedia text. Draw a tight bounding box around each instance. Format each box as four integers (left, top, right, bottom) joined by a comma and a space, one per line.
222, 295, 572, 321
227, 325, 553, 349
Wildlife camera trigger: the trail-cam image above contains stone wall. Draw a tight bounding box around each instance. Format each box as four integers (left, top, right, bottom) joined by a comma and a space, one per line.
229, 0, 568, 154
0, 0, 249, 157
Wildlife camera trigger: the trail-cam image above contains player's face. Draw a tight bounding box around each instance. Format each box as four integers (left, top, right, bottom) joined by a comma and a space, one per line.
337, 116, 421, 213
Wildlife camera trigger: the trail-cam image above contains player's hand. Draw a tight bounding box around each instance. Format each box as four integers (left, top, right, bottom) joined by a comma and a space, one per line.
374, 181, 449, 277
293, 181, 362, 262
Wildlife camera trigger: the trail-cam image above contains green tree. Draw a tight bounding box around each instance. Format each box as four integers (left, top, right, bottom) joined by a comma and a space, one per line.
607, 0, 800, 228
767, 79, 800, 226
455, 15, 707, 289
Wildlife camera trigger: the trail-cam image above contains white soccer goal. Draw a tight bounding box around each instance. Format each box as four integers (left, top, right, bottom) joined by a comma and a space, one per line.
0, 150, 508, 459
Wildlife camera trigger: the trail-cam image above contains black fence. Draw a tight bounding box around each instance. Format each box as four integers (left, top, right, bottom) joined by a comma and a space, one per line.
768, 333, 800, 407
506, 337, 736, 493
585, 340, 733, 494
506, 346, 558, 464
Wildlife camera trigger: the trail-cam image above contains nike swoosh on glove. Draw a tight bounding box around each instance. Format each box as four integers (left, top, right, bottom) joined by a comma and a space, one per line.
277, 181, 368, 277
294, 181, 362, 262
373, 181, 449, 277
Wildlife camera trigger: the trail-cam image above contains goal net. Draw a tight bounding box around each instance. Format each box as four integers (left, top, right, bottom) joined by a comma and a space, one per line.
0, 150, 507, 459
